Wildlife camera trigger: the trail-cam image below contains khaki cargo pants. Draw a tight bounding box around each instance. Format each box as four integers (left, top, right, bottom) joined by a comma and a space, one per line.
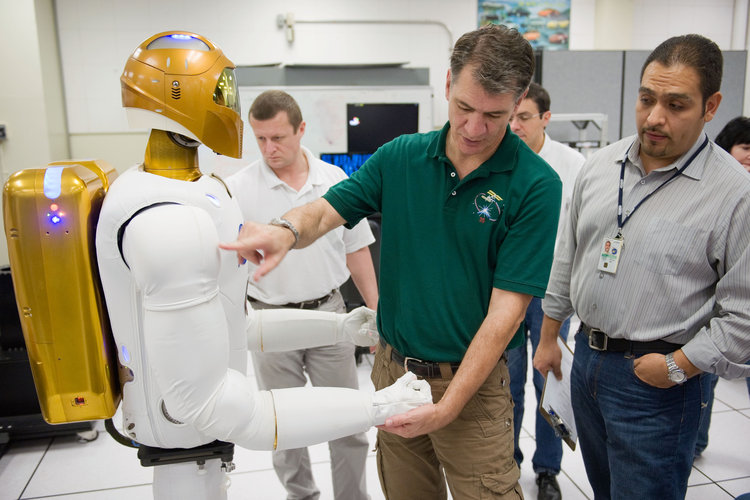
371, 343, 523, 499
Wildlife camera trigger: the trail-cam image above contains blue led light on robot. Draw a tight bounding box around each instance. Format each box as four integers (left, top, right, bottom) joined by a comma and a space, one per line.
170, 34, 194, 40
47, 202, 63, 225
121, 344, 131, 363
43, 166, 64, 200
205, 193, 220, 207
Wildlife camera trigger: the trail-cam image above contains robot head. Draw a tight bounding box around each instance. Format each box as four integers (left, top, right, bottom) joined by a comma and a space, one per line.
121, 31, 243, 158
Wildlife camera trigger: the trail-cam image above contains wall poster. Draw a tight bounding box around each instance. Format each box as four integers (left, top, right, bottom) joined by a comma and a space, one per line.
478, 1, 572, 50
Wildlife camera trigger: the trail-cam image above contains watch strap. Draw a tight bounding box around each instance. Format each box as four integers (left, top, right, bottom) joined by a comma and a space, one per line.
665, 352, 686, 384
269, 217, 299, 249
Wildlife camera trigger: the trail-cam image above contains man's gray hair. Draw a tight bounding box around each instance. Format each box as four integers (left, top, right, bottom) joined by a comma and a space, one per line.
450, 24, 535, 100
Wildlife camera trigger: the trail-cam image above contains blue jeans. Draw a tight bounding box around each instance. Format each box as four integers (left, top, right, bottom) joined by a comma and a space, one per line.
507, 297, 570, 475
695, 372, 719, 456
571, 330, 701, 500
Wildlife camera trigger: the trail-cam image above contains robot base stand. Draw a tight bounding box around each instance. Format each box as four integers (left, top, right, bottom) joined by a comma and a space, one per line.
138, 440, 235, 500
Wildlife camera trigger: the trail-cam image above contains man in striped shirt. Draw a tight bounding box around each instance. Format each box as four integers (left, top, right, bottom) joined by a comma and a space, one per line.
534, 34, 750, 500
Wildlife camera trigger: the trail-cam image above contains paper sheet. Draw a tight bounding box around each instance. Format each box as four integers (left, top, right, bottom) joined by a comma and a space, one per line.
539, 335, 577, 450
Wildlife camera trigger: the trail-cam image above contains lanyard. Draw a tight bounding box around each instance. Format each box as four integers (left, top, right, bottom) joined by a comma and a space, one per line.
616, 136, 709, 237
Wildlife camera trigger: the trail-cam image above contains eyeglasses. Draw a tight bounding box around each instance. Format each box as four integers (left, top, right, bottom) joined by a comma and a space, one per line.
510, 112, 543, 123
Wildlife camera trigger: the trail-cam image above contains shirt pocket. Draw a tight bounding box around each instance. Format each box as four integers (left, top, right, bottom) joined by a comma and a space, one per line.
634, 218, 706, 276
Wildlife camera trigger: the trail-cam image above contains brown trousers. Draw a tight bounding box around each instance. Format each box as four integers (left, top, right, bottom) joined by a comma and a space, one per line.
371, 344, 523, 500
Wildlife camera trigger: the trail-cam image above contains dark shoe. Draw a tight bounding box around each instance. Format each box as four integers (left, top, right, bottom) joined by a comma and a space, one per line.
536, 472, 562, 500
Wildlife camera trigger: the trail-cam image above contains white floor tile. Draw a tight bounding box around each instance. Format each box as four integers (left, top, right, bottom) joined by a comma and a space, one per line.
21, 430, 152, 498
714, 377, 750, 411
228, 467, 289, 498
688, 466, 712, 486
718, 476, 750, 497
558, 441, 594, 499
692, 410, 750, 482
39, 484, 153, 499
0, 438, 49, 500
256, 446, 435, 500
712, 398, 733, 413
517, 435, 590, 500
685, 482, 734, 499
229, 453, 388, 500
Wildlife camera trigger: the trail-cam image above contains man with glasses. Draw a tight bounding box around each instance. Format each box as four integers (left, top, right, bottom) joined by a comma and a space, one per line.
508, 82, 584, 500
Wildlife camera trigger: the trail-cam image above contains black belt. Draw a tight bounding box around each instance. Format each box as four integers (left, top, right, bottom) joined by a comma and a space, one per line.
581, 323, 682, 355
379, 338, 461, 378
248, 289, 336, 310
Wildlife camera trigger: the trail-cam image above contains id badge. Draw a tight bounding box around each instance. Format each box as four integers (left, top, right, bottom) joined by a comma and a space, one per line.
597, 237, 622, 274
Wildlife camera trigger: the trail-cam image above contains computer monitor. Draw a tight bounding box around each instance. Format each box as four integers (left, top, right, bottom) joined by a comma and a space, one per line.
321, 103, 419, 175
347, 103, 419, 154
319, 153, 373, 177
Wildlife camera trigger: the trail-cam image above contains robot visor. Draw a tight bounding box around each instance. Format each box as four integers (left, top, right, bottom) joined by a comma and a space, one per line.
214, 68, 241, 115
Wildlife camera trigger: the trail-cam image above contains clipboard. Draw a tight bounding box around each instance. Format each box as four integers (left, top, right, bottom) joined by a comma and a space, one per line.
539, 335, 577, 451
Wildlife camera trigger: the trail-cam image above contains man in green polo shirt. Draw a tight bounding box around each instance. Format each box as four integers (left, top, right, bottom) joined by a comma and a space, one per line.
222, 24, 561, 500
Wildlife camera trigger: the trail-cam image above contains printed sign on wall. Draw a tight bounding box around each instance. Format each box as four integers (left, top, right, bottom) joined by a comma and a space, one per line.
478, 1, 572, 50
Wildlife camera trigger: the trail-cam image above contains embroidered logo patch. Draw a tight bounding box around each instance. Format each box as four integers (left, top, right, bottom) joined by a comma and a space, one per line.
473, 190, 504, 223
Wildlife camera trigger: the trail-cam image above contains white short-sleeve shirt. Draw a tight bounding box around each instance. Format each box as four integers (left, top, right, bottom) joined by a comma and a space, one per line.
539, 133, 586, 245
226, 146, 375, 304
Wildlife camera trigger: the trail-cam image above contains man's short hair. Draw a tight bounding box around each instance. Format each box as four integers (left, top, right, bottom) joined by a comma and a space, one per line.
450, 24, 534, 100
640, 34, 723, 107
525, 82, 551, 114
249, 90, 303, 132
715, 116, 750, 152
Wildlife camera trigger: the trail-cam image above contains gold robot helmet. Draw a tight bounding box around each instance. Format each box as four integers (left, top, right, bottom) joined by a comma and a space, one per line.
121, 31, 243, 158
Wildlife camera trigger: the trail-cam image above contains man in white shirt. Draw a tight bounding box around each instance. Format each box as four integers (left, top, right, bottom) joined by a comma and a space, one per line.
508, 82, 585, 500
226, 90, 378, 500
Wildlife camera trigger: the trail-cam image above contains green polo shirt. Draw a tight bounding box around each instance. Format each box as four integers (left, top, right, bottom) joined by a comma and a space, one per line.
324, 122, 561, 362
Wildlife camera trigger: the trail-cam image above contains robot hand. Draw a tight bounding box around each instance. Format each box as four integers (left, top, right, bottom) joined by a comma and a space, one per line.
337, 306, 378, 346
371, 372, 433, 426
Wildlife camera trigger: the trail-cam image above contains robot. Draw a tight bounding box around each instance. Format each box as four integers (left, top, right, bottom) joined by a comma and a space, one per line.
5, 31, 431, 500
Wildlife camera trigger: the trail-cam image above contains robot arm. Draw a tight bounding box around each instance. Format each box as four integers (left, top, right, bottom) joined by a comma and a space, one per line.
247, 306, 378, 352
123, 204, 430, 451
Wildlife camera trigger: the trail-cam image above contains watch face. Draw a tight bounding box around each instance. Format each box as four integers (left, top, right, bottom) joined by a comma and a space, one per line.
669, 371, 687, 383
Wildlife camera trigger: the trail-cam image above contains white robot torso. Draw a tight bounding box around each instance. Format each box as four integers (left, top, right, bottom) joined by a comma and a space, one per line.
96, 166, 248, 449
95, 165, 431, 456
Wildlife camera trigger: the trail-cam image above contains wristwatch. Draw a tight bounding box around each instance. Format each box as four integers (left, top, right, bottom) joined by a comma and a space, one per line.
665, 352, 687, 384
269, 217, 299, 249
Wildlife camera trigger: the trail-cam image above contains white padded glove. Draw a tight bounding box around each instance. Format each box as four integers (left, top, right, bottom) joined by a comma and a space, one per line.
371, 372, 433, 425
336, 306, 378, 346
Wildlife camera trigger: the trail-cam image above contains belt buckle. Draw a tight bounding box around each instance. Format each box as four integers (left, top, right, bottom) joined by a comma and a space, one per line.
588, 329, 608, 351
402, 356, 423, 373
298, 298, 315, 309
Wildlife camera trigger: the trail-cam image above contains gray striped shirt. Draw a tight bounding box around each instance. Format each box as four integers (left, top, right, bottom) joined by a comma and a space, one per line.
543, 133, 750, 378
